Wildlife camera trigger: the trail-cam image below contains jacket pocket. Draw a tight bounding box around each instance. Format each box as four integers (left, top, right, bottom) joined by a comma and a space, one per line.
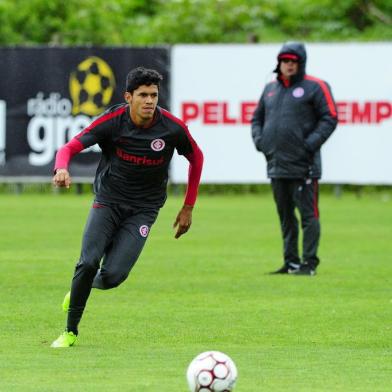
257, 128, 275, 157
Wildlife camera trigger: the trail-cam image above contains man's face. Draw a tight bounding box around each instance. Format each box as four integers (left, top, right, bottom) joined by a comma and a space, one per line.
280, 59, 299, 79
125, 84, 159, 125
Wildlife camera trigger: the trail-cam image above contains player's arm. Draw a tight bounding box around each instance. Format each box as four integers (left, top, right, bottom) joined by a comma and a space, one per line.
173, 145, 203, 238
53, 110, 116, 188
52, 138, 84, 188
304, 78, 338, 152
251, 90, 266, 151
173, 135, 204, 239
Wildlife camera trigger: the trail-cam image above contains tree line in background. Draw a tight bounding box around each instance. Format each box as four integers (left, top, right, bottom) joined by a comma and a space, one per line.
0, 0, 391, 45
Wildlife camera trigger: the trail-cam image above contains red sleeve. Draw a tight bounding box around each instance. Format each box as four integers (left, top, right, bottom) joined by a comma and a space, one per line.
54, 138, 84, 172
184, 143, 204, 206
158, 108, 204, 206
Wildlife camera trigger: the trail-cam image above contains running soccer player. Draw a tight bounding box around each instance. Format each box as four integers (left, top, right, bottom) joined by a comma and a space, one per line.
51, 67, 203, 348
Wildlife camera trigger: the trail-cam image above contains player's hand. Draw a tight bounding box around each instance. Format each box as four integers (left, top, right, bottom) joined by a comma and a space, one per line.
173, 205, 193, 239
53, 168, 72, 188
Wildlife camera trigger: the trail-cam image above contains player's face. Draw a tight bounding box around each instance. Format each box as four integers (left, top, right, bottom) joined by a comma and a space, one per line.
280, 59, 299, 79
125, 84, 159, 126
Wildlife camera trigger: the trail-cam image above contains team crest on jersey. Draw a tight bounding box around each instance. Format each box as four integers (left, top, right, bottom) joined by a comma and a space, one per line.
151, 139, 165, 151
139, 225, 149, 237
293, 87, 305, 98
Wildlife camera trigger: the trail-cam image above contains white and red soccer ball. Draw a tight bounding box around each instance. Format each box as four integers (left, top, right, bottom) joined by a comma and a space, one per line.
186, 351, 238, 391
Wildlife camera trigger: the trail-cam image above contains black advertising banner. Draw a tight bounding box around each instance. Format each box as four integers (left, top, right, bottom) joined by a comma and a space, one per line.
0, 47, 169, 178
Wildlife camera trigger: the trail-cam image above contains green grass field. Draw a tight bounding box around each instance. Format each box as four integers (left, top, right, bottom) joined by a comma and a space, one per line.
0, 191, 391, 391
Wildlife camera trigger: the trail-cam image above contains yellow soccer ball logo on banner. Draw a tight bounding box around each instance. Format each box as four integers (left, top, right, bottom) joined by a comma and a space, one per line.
69, 56, 116, 116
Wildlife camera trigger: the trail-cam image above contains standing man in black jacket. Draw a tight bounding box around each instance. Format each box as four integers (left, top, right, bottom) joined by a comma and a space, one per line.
251, 42, 338, 276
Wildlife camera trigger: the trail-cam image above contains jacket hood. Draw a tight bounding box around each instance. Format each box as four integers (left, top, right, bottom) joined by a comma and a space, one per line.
274, 42, 307, 80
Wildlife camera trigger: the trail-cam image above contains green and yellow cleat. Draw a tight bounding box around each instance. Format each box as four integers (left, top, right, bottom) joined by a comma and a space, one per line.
51, 331, 77, 348
62, 291, 70, 312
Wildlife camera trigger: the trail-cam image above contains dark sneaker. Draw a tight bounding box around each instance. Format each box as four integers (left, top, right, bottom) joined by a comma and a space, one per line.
270, 263, 300, 274
290, 263, 316, 276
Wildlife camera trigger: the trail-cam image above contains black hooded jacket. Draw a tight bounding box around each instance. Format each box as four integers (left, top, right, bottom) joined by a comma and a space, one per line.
251, 42, 338, 179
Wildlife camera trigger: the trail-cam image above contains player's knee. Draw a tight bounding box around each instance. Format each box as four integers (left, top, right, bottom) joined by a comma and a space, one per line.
77, 253, 101, 272
302, 217, 320, 233
102, 270, 128, 289
302, 212, 319, 224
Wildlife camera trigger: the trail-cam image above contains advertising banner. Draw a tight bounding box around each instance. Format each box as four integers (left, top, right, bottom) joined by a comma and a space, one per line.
0, 47, 169, 179
171, 43, 392, 184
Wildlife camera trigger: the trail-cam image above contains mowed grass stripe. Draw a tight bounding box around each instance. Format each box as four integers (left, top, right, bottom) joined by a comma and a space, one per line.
0, 192, 391, 391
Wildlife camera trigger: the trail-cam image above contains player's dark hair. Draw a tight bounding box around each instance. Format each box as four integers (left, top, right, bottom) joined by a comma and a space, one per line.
125, 67, 163, 94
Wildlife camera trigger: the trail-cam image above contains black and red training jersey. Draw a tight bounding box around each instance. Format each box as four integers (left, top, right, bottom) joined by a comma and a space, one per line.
54, 104, 203, 208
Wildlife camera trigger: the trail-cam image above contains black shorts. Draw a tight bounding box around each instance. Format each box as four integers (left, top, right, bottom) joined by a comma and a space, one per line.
79, 201, 159, 288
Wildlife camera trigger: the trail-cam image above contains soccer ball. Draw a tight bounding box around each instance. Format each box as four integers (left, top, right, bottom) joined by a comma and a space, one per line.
186, 351, 238, 391
69, 56, 116, 116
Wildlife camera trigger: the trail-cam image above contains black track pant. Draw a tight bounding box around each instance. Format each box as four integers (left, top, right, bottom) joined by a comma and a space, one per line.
66, 201, 159, 335
271, 178, 320, 268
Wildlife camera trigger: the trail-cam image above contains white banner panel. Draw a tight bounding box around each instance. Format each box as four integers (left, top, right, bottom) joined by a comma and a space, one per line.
171, 43, 392, 184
